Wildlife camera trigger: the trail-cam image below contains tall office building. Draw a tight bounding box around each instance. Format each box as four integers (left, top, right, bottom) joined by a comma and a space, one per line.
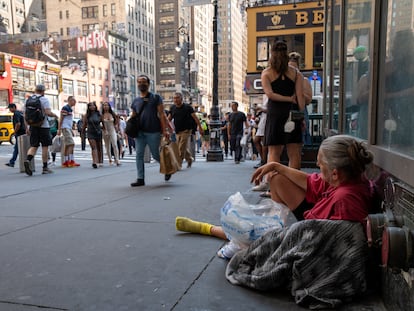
155, 0, 213, 112
44, 0, 156, 110
217, 0, 247, 112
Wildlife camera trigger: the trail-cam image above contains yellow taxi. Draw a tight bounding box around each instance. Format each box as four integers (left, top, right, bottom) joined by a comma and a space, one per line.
0, 113, 15, 145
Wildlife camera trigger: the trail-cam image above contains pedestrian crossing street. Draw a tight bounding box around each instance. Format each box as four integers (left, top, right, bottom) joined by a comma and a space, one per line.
71, 144, 210, 165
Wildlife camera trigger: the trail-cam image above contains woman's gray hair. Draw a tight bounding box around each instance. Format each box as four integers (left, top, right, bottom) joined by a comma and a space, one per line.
319, 135, 373, 179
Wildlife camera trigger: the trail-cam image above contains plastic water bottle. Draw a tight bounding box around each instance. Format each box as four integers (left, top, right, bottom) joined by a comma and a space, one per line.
217, 241, 242, 260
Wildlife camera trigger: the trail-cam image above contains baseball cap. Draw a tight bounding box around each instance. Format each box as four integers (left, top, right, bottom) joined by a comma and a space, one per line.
35, 84, 46, 92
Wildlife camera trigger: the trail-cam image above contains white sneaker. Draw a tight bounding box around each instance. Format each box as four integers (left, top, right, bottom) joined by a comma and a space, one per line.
252, 182, 268, 192
217, 241, 241, 260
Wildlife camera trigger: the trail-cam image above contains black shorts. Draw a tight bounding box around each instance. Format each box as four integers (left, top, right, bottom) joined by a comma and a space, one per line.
292, 199, 314, 221
29, 127, 52, 147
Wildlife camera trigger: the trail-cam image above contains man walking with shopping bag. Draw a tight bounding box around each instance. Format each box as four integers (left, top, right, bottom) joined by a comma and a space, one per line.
130, 74, 171, 187
168, 92, 203, 168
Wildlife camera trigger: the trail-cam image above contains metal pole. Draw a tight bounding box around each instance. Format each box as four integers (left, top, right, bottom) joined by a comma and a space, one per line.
206, 0, 223, 161
187, 32, 192, 105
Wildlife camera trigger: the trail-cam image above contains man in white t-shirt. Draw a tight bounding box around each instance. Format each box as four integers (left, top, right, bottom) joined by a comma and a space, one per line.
58, 96, 80, 167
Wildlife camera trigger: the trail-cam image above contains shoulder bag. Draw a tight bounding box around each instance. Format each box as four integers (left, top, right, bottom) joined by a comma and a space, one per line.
125, 97, 149, 138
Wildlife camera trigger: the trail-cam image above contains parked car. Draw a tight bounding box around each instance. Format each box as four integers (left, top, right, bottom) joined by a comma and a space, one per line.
0, 113, 15, 145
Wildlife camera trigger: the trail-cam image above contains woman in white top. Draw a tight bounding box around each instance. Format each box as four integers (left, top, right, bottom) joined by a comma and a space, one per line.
102, 102, 121, 166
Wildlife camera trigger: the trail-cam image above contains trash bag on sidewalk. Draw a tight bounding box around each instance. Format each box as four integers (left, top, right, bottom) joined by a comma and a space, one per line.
159, 138, 181, 175
220, 192, 293, 248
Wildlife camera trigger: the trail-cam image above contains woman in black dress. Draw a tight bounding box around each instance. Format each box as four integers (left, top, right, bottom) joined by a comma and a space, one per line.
82, 102, 103, 168
261, 41, 305, 169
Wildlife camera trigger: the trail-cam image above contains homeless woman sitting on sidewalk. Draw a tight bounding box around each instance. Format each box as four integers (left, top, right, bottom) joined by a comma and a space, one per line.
176, 135, 376, 309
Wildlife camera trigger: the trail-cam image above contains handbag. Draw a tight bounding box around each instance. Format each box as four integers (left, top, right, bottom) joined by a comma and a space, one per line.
125, 97, 149, 138
125, 116, 139, 138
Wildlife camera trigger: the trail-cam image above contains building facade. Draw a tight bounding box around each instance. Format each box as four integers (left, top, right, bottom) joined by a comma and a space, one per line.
44, 0, 155, 110
217, 0, 248, 114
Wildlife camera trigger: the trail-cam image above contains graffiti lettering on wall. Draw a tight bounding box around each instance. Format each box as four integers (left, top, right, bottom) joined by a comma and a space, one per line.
77, 31, 108, 53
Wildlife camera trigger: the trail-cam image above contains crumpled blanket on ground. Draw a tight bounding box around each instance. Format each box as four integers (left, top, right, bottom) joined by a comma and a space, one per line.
225, 220, 367, 309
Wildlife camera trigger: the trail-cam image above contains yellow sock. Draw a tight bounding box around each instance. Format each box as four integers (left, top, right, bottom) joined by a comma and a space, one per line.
175, 217, 213, 235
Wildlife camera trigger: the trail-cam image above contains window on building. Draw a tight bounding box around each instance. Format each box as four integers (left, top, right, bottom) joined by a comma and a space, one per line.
160, 54, 175, 64
90, 66, 95, 78
103, 4, 107, 16
66, 10, 69, 18
159, 3, 174, 12
91, 84, 96, 96
59, 11, 63, 19
159, 29, 174, 38
62, 79, 74, 95
159, 16, 174, 25
160, 67, 175, 75
78, 81, 87, 97
160, 79, 175, 87
159, 42, 176, 50
82, 6, 99, 19
111, 3, 116, 16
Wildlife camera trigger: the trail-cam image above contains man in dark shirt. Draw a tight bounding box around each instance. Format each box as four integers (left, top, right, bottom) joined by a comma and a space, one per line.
168, 92, 203, 168
130, 74, 170, 186
5, 103, 25, 167
228, 101, 250, 164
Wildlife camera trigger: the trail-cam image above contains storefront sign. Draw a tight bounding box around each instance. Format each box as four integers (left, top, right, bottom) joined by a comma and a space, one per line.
11, 56, 38, 70
257, 8, 324, 31
46, 63, 61, 74
244, 73, 263, 95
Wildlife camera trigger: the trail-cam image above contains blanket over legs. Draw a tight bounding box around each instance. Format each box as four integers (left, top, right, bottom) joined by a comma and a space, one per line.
225, 220, 368, 309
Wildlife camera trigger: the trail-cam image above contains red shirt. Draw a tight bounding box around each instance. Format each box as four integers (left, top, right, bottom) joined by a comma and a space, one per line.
304, 173, 373, 223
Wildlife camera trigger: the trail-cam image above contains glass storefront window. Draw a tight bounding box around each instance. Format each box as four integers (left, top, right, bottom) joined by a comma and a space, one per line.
377, 1, 414, 157
343, 0, 373, 140
313, 32, 323, 68
324, 2, 340, 133
256, 34, 305, 71
12, 67, 36, 91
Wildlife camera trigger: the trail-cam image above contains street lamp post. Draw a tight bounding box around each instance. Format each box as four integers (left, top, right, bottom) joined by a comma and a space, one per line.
206, 0, 223, 161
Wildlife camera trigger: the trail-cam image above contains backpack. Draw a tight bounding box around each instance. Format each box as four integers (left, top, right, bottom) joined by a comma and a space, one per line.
25, 95, 45, 126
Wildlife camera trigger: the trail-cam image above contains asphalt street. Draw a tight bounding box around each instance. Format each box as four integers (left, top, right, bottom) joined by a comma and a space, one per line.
0, 139, 386, 311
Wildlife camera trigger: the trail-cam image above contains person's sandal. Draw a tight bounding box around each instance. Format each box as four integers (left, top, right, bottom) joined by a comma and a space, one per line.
259, 191, 271, 198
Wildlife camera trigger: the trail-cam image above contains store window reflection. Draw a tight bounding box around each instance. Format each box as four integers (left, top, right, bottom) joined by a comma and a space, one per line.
379, 28, 414, 156
343, 0, 372, 140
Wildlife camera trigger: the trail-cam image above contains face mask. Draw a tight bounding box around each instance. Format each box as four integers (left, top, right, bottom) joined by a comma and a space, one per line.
138, 84, 149, 92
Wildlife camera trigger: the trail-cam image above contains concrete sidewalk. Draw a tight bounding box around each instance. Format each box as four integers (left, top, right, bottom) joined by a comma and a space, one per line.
0, 150, 385, 311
